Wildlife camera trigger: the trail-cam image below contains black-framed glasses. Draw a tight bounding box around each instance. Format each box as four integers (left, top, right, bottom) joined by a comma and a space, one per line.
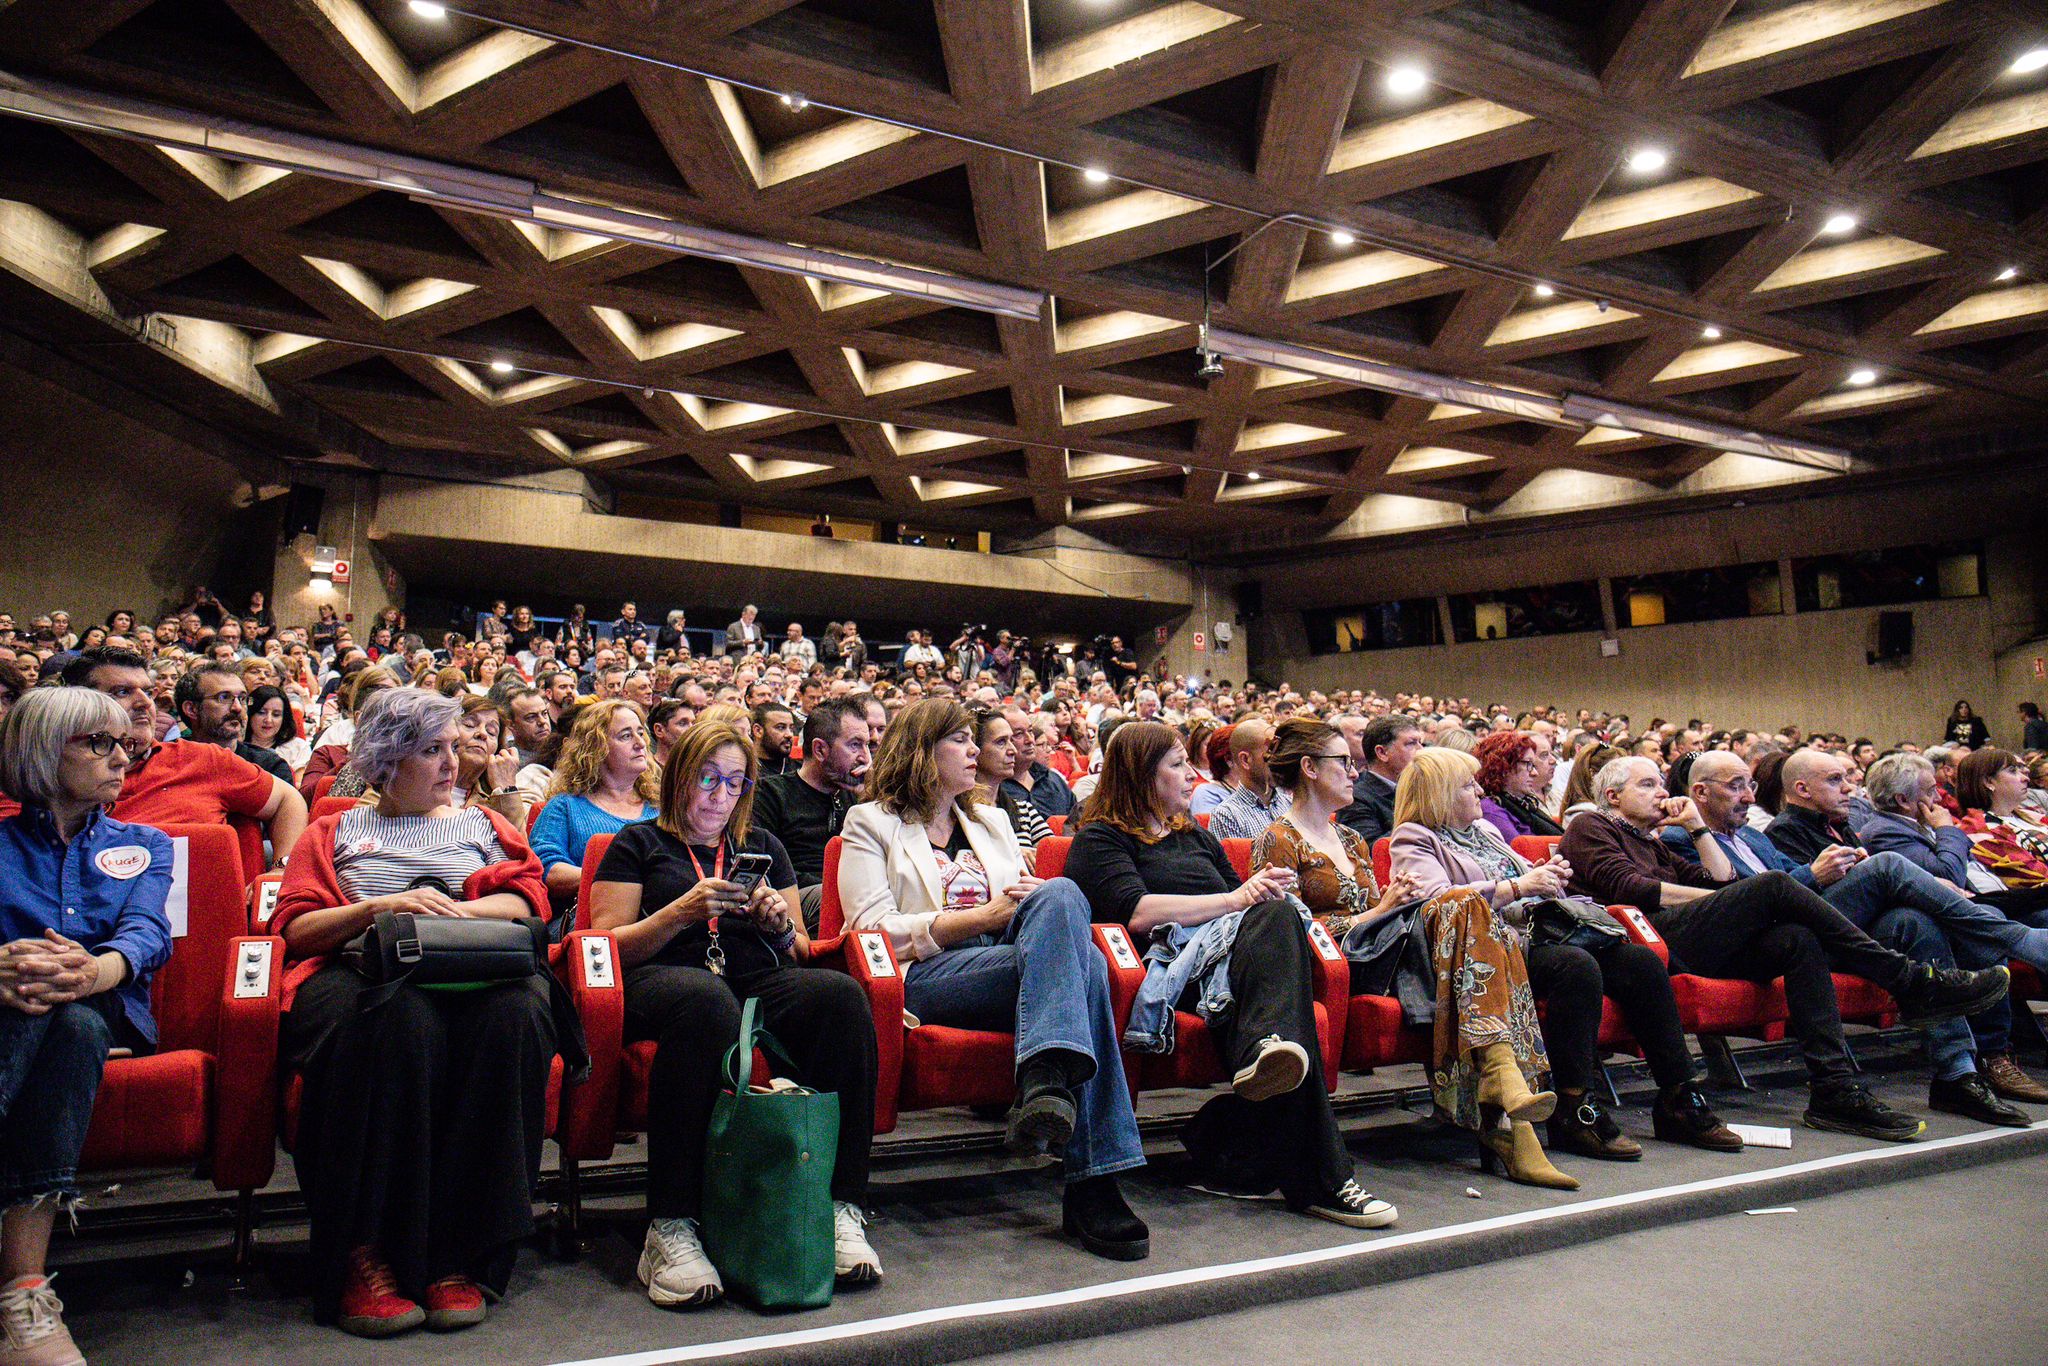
68, 731, 141, 758
1312, 754, 1359, 773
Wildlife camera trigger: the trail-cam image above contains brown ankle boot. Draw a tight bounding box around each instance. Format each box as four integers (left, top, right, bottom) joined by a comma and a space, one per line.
1547, 1092, 1642, 1161
1479, 1120, 1580, 1190
1473, 1044, 1556, 1123
1980, 1052, 2048, 1105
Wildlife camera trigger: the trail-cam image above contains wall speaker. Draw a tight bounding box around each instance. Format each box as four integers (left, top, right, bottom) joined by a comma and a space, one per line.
1870, 610, 1913, 664
281, 484, 325, 541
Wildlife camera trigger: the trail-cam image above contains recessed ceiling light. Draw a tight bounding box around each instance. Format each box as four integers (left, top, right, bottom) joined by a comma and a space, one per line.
1329, 229, 1355, 246
2012, 47, 2048, 75
1821, 212, 1858, 235
1847, 367, 1877, 385
1082, 166, 1110, 184
408, 1, 447, 17
780, 92, 808, 110
490, 359, 515, 374
1996, 266, 2019, 281
1244, 471, 1263, 481
1625, 146, 1668, 174
1532, 283, 1555, 298
1385, 64, 1428, 98
1701, 325, 1723, 340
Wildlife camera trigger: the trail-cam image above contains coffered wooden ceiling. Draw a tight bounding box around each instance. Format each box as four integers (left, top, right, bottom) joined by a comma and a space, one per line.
2, 0, 2046, 548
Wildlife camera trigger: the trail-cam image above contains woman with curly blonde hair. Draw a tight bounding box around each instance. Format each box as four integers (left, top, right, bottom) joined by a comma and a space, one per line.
531, 698, 660, 902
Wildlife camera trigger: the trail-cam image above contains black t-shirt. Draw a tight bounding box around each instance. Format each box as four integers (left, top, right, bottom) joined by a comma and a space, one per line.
751, 771, 851, 886
506, 626, 540, 652
1063, 821, 1238, 927
595, 824, 797, 976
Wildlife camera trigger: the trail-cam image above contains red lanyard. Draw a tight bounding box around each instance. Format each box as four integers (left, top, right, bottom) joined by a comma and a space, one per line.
683, 840, 729, 976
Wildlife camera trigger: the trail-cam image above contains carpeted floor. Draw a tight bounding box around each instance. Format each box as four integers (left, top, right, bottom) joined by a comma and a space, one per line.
47, 1051, 2048, 1365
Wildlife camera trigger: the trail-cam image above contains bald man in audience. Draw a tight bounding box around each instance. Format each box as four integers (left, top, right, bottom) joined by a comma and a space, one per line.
1675, 751, 2044, 1126
1563, 754, 2008, 1141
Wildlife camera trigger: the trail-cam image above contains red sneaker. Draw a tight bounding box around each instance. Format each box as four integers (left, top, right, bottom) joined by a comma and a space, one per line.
422, 1275, 488, 1332
337, 1247, 423, 1339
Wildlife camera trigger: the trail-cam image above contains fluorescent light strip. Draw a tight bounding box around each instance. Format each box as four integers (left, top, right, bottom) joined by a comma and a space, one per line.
1204, 329, 1576, 427
0, 70, 1044, 321
1558, 396, 1850, 472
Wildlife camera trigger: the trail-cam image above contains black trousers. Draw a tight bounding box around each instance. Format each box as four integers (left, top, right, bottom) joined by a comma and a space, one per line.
1527, 937, 1695, 1093
1650, 870, 1909, 1084
1186, 901, 1351, 1209
284, 966, 556, 1320
625, 961, 876, 1219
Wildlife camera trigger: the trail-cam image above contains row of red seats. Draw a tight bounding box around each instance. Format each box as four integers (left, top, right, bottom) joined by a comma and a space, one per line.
79, 820, 2029, 1264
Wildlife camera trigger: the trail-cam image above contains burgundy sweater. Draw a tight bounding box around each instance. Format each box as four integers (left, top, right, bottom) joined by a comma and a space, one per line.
1559, 810, 1724, 913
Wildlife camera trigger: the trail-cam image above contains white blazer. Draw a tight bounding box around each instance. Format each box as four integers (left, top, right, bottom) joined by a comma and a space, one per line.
838, 799, 1025, 963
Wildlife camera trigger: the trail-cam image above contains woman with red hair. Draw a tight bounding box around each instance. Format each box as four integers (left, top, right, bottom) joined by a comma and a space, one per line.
1472, 730, 1562, 841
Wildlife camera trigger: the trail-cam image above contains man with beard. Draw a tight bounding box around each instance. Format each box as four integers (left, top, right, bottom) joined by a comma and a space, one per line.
751, 698, 873, 934
174, 662, 291, 783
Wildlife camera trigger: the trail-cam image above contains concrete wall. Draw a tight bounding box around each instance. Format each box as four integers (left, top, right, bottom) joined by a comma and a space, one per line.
267, 468, 404, 642
1250, 469, 2048, 744
0, 364, 253, 624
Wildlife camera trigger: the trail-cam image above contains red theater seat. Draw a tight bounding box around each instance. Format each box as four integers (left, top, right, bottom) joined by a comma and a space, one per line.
1046, 814, 1066, 835
309, 795, 357, 822
85, 824, 283, 1262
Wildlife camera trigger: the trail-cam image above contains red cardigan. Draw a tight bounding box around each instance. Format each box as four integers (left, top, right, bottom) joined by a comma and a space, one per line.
272, 804, 551, 1009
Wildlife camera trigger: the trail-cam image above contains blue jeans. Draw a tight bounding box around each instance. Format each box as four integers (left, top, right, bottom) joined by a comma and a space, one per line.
1823, 852, 2033, 1073
902, 878, 1144, 1182
0, 1000, 116, 1209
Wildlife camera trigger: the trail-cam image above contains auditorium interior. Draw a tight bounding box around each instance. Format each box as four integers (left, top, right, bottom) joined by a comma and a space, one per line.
2, 0, 2047, 1363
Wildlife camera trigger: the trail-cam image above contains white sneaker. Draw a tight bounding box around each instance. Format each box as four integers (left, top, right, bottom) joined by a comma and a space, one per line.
1307, 1179, 1399, 1230
833, 1202, 883, 1285
1233, 1035, 1309, 1102
638, 1218, 722, 1309
0, 1274, 85, 1366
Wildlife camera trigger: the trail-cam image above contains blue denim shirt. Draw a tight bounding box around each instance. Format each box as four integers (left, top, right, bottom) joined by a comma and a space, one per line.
1123, 911, 1245, 1054
0, 807, 174, 1043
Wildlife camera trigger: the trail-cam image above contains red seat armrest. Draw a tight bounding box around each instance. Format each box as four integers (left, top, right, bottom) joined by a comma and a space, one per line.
213, 935, 284, 1192
842, 930, 907, 1134
554, 931, 625, 1161
1304, 919, 1349, 1089
1605, 904, 1670, 966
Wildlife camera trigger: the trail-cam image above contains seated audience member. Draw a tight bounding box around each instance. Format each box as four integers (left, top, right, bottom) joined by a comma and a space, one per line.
1206, 719, 1288, 842
0, 660, 25, 721
1955, 748, 2048, 887
1000, 708, 1075, 819
1562, 756, 2007, 1140
1045, 711, 1091, 784
449, 695, 528, 829
504, 686, 553, 772
1473, 730, 1564, 840
1063, 722, 1395, 1231
1748, 749, 1789, 830
175, 661, 291, 784
1339, 714, 1423, 843
647, 698, 692, 769
839, 701, 1150, 1261
1250, 720, 1418, 950
247, 683, 311, 777
969, 707, 1054, 853
302, 665, 402, 800
752, 703, 798, 778
590, 721, 877, 1305
532, 700, 660, 905
1188, 725, 1237, 819
59, 647, 305, 868
1395, 749, 1735, 1174
271, 688, 567, 1337
0, 690, 175, 1366
752, 697, 871, 934
1860, 753, 2029, 903
1676, 751, 2046, 1120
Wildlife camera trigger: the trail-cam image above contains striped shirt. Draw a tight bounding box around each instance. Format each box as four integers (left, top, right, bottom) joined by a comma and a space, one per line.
333, 806, 507, 902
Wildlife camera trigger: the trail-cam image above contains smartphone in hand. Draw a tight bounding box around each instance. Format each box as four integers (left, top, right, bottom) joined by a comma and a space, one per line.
728, 851, 775, 897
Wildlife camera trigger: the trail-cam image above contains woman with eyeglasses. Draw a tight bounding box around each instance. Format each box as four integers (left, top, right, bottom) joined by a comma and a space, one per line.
840, 700, 1148, 1262
1392, 748, 1735, 1182
1472, 730, 1564, 840
0, 690, 174, 1366
589, 720, 879, 1308
531, 699, 660, 906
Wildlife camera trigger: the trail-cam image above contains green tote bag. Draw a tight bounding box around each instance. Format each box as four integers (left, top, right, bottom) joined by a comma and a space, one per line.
701, 995, 841, 1309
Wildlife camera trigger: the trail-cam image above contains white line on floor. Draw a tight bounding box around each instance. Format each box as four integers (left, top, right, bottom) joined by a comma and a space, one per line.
549, 1120, 2047, 1366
